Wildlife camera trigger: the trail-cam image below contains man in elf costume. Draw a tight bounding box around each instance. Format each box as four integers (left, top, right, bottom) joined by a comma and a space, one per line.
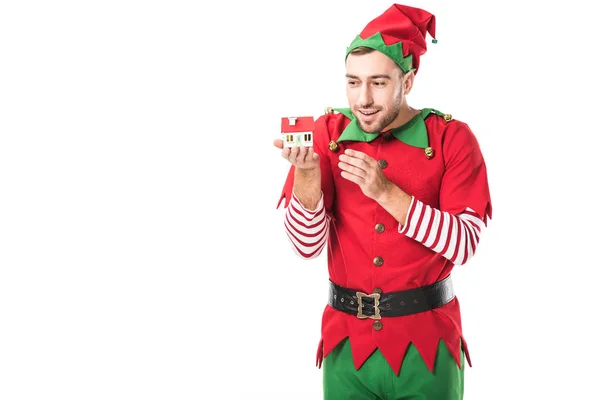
274, 4, 492, 399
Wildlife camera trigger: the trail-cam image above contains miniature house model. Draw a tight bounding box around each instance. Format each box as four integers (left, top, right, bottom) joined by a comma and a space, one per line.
281, 116, 314, 148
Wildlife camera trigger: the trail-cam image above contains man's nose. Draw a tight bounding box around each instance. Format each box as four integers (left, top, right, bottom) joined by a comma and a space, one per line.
358, 85, 373, 107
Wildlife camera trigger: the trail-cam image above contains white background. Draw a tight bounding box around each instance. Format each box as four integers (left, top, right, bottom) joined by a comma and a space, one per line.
1, 0, 599, 399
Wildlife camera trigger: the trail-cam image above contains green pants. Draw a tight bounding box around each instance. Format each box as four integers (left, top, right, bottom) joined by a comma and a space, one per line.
323, 338, 464, 400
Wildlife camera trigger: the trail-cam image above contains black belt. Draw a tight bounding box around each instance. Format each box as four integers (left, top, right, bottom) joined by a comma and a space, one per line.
328, 275, 454, 319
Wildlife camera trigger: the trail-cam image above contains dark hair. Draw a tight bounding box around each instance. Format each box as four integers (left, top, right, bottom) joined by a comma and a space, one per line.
348, 46, 376, 56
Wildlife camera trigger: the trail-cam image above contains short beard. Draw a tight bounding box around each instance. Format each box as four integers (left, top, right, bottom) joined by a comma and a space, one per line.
357, 85, 403, 133
357, 105, 401, 133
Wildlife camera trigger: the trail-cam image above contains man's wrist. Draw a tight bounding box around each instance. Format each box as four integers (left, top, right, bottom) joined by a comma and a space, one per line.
374, 181, 398, 204
295, 166, 320, 177
293, 167, 321, 210
375, 183, 413, 225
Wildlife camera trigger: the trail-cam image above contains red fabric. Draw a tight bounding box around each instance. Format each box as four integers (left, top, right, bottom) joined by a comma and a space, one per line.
276, 111, 492, 374
276, 166, 295, 209
316, 338, 324, 368
439, 119, 493, 224
359, 4, 436, 74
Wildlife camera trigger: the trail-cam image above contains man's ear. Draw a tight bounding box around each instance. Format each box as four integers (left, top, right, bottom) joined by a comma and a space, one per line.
403, 70, 415, 95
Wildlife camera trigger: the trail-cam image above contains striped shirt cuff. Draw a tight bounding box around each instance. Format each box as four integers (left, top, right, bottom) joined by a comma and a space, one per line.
399, 197, 485, 265
283, 191, 329, 259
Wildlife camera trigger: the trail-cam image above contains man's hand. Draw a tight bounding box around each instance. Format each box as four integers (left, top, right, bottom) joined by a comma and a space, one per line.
338, 149, 392, 201
274, 139, 320, 171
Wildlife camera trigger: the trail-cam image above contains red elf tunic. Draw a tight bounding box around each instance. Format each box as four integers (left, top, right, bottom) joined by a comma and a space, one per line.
276, 108, 492, 375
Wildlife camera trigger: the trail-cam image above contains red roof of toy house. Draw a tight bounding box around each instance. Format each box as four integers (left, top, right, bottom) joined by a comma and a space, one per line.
281, 116, 314, 133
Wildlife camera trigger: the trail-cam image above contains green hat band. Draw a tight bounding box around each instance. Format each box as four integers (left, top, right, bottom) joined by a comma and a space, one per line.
345, 32, 414, 73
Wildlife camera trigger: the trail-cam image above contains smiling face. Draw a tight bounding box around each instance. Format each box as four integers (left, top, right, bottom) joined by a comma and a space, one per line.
345, 48, 414, 133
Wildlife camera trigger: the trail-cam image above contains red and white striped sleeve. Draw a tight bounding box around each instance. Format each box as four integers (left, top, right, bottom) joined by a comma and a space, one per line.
283, 191, 330, 259
399, 197, 486, 266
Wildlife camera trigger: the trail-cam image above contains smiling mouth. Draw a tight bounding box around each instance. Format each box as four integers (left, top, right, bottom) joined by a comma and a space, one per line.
359, 110, 379, 116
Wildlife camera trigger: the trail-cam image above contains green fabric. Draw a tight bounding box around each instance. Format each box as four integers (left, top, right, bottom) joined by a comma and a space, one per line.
323, 338, 464, 400
333, 108, 440, 149
346, 32, 415, 73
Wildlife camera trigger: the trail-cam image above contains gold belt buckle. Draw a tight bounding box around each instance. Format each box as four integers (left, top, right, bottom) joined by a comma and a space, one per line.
356, 291, 381, 320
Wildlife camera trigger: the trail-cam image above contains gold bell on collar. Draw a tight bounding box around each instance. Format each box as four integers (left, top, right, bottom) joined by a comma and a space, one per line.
328, 141, 340, 152
424, 147, 434, 159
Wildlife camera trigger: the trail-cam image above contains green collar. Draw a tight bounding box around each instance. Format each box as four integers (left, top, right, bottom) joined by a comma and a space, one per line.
333, 108, 442, 148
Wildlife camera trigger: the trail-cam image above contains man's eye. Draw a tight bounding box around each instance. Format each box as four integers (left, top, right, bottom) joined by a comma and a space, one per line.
373, 81, 385, 86
348, 81, 358, 86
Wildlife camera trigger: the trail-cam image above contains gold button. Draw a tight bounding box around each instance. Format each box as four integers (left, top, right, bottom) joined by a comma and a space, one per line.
424, 147, 434, 159
328, 141, 339, 152
373, 257, 383, 267
377, 159, 388, 169
443, 113, 452, 122
373, 321, 383, 330
325, 107, 334, 114
373, 288, 382, 294
375, 223, 385, 233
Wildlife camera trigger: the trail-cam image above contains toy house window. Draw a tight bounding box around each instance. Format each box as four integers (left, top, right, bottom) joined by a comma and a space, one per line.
286, 135, 294, 142
304, 134, 312, 141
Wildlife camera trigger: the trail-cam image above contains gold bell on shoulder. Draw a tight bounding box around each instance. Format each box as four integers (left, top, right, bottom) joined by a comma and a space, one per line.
443, 113, 452, 122
325, 107, 334, 114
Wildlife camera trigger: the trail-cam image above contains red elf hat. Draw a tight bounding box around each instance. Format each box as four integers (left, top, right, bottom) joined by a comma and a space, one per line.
346, 4, 437, 74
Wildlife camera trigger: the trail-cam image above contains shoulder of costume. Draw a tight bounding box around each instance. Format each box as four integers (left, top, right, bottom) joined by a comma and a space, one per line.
315, 106, 352, 150
318, 106, 353, 132
423, 108, 456, 124
422, 108, 471, 141
424, 108, 480, 151
320, 106, 353, 128
322, 106, 352, 120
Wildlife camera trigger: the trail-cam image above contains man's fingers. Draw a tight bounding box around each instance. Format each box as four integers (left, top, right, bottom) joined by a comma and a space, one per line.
339, 154, 368, 171
295, 146, 305, 164
280, 144, 319, 167
281, 147, 291, 160
344, 149, 375, 166
299, 147, 320, 167
299, 146, 312, 163
340, 170, 361, 185
273, 139, 284, 149
288, 146, 299, 162
291, 146, 312, 164
338, 161, 365, 179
